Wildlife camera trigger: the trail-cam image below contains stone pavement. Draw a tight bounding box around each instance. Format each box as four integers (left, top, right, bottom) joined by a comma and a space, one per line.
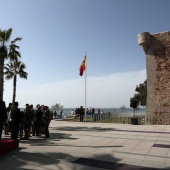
1, 120, 170, 169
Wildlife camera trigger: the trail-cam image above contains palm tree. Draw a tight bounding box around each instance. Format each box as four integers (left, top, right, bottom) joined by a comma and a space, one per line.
9, 38, 22, 61
0, 28, 22, 100
4, 60, 28, 104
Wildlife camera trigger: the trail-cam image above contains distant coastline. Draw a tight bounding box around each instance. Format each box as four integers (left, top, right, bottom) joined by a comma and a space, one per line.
19, 107, 146, 117
50, 107, 145, 117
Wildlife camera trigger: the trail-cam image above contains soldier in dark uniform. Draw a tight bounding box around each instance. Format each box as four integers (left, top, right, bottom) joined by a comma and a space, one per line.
10, 102, 21, 140
44, 106, 51, 138
79, 106, 84, 122
33, 105, 43, 136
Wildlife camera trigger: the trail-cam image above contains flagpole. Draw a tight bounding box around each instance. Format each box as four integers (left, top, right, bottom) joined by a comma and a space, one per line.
84, 52, 87, 122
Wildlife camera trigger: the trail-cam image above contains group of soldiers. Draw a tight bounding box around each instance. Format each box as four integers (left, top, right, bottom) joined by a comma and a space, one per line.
75, 106, 85, 122
74, 106, 97, 121
2, 102, 52, 142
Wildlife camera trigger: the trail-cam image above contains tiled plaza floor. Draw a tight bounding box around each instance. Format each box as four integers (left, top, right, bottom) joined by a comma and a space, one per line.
1, 120, 170, 169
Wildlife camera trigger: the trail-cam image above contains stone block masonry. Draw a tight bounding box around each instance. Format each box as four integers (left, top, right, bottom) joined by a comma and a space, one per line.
138, 31, 170, 125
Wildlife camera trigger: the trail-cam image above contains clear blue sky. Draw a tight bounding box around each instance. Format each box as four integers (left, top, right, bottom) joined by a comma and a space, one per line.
1, 0, 170, 108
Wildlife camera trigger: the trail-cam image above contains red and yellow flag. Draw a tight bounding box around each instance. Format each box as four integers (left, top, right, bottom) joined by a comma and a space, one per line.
79, 55, 86, 76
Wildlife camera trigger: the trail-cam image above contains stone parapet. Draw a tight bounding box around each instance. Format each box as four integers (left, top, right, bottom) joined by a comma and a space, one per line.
138, 31, 170, 124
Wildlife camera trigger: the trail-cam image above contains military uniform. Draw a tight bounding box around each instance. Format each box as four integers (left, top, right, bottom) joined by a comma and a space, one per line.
44, 107, 51, 138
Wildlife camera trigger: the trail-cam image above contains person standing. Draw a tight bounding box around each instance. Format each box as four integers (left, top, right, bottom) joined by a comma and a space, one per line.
54, 110, 57, 119
79, 106, 84, 122
4, 103, 12, 135
23, 105, 32, 140
71, 110, 74, 115
0, 97, 7, 145
60, 109, 63, 119
75, 108, 79, 118
19, 111, 24, 140
10, 102, 21, 141
98, 108, 100, 114
44, 106, 51, 138
33, 104, 43, 136
30, 104, 35, 136
92, 107, 95, 118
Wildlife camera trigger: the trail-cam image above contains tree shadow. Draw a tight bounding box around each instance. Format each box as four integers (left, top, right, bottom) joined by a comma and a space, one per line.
19, 132, 78, 146
1, 125, 169, 169
0, 149, 107, 169
50, 126, 115, 132
0, 148, 165, 170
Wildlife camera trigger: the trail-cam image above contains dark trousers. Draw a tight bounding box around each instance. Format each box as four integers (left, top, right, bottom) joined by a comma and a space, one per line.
31, 123, 34, 135
44, 121, 50, 138
33, 121, 41, 135
80, 114, 84, 122
0, 121, 4, 142
11, 123, 20, 140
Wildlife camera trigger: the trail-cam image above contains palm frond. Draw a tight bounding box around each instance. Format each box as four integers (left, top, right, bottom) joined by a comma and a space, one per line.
20, 71, 28, 79
4, 60, 28, 80
5, 28, 12, 42
12, 37, 22, 44
8, 40, 22, 60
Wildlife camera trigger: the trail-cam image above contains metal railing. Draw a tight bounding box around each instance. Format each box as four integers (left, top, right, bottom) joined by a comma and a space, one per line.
64, 107, 170, 125
84, 114, 170, 125
84, 113, 145, 125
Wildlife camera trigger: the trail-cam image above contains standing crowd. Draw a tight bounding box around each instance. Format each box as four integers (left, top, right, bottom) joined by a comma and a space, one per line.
0, 100, 52, 145
74, 106, 95, 122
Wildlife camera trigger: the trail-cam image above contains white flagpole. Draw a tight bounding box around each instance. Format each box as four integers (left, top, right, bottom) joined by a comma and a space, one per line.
84, 52, 87, 122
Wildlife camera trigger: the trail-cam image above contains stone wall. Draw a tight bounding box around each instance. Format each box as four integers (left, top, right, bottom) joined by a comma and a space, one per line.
138, 31, 170, 124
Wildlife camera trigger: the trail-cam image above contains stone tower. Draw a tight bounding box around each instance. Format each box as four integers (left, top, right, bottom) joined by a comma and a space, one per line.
138, 31, 170, 125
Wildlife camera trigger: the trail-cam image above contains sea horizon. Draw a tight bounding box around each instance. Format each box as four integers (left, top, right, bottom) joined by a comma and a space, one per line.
19, 107, 146, 117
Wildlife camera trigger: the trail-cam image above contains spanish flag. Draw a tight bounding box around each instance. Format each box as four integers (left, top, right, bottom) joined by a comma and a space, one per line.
79, 55, 86, 76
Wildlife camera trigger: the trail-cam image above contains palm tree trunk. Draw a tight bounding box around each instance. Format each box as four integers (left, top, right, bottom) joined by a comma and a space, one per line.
12, 75, 17, 104
0, 57, 5, 100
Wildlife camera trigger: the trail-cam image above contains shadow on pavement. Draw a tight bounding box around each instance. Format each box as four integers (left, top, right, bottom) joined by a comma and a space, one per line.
51, 126, 115, 132
0, 148, 167, 170
1, 125, 170, 170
